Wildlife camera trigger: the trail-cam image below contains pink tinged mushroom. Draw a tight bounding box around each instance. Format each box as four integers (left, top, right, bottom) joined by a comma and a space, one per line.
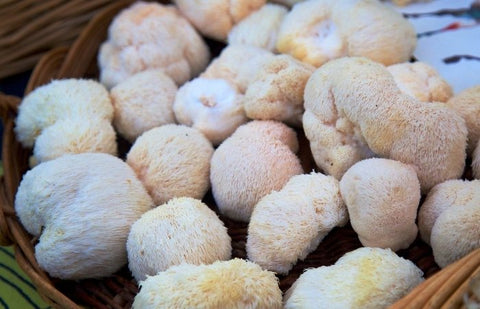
340, 158, 421, 251
210, 120, 303, 222
126, 124, 214, 205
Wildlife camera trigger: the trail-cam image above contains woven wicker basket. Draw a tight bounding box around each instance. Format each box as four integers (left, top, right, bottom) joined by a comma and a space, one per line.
0, 0, 122, 79
0, 1, 479, 308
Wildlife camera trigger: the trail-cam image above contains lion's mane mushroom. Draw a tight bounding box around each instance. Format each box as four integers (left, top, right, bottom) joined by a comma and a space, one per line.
446, 85, 480, 154
14, 153, 154, 280
228, 4, 288, 52
173, 0, 266, 42
418, 179, 480, 268
276, 0, 416, 67
110, 70, 177, 143
127, 197, 231, 282
340, 158, 420, 251
387, 62, 453, 103
173, 78, 246, 146
303, 57, 467, 192
247, 172, 347, 274
98, 1, 209, 89
284, 247, 424, 309
244, 54, 314, 126
201, 45, 275, 94
126, 124, 213, 205
14, 79, 117, 165
132, 259, 282, 309
174, 45, 274, 145
211, 120, 303, 222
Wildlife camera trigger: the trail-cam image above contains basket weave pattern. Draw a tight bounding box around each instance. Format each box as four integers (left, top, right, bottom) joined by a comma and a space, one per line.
0, 1, 479, 308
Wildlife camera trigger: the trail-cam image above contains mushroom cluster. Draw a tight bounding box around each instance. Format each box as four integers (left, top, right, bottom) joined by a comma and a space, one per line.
11, 0, 480, 307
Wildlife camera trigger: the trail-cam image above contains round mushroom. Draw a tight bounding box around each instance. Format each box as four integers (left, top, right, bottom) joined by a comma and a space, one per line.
339, 158, 421, 251
210, 120, 303, 222
284, 247, 424, 308
276, 0, 416, 67
247, 172, 347, 274
14, 153, 154, 280
418, 179, 480, 268
126, 124, 214, 205
132, 259, 282, 309
173, 78, 246, 145
126, 197, 231, 282
110, 70, 177, 142
98, 1, 210, 88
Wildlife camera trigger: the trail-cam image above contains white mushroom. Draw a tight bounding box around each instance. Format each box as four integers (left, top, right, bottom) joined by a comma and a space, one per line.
14, 153, 154, 280
173, 78, 246, 145
14, 79, 116, 165
284, 247, 424, 309
340, 158, 421, 251
126, 124, 214, 205
132, 259, 282, 309
110, 70, 177, 142
228, 4, 288, 52
210, 120, 303, 222
126, 197, 231, 282
418, 179, 480, 268
247, 172, 347, 274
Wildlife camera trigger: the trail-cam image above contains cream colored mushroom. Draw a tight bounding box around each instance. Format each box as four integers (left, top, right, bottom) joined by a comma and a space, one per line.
446, 85, 480, 154
201, 45, 275, 93
110, 70, 177, 142
228, 4, 288, 52
276, 0, 416, 67
303, 57, 467, 193
340, 158, 420, 251
418, 179, 480, 267
247, 172, 347, 274
126, 197, 231, 282
173, 78, 247, 146
98, 1, 209, 88
174, 0, 266, 41
14, 153, 154, 280
132, 259, 282, 309
244, 54, 314, 126
210, 120, 303, 222
126, 125, 213, 205
284, 247, 424, 309
387, 62, 453, 103
32, 118, 117, 164
14, 79, 117, 165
